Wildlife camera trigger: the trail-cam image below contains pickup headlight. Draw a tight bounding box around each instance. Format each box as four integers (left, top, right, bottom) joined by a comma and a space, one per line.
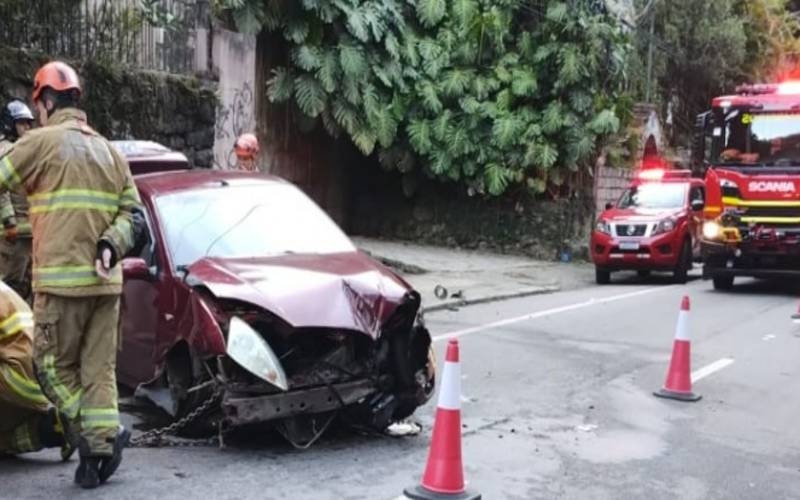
703, 221, 721, 239
226, 316, 289, 391
652, 217, 677, 235
595, 220, 611, 234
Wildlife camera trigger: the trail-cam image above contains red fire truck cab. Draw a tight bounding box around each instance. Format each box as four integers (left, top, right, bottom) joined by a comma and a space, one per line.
693, 81, 800, 289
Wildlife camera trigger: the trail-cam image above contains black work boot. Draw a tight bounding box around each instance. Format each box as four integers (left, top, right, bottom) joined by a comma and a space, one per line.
98, 425, 131, 484
74, 439, 101, 489
38, 408, 77, 461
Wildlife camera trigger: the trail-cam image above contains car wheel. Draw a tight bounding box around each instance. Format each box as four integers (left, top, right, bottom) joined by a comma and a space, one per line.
595, 267, 611, 285
712, 275, 734, 290
166, 346, 217, 436
672, 240, 692, 284
637, 270, 651, 279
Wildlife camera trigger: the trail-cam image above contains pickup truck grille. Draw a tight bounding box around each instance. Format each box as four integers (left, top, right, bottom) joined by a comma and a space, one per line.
614, 224, 647, 237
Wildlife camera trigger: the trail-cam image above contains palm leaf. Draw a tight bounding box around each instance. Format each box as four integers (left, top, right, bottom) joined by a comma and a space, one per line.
339, 43, 367, 78
292, 45, 322, 71
293, 74, 326, 117
417, 0, 446, 27
408, 119, 433, 154
266, 67, 294, 102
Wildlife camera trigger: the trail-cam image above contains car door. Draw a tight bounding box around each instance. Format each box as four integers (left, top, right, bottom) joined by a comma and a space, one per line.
118, 212, 167, 388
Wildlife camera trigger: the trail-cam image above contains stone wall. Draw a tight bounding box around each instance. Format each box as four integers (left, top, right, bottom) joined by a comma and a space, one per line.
348, 168, 594, 261
0, 47, 217, 167
594, 164, 634, 214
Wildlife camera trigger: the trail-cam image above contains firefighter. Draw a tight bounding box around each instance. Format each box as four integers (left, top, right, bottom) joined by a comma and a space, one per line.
0, 61, 140, 488
0, 280, 73, 458
0, 99, 35, 302
234, 132, 259, 171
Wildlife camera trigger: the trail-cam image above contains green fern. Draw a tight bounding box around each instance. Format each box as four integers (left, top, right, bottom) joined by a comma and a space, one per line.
441, 69, 470, 97
452, 0, 478, 28
292, 45, 321, 71
408, 119, 433, 154
485, 163, 509, 196
492, 116, 522, 148
266, 67, 294, 102
418, 81, 443, 113
589, 109, 620, 134
339, 43, 367, 78
432, 110, 452, 142
417, 0, 446, 28
558, 46, 582, 85
525, 142, 558, 170
352, 122, 378, 155
316, 49, 339, 92
542, 102, 564, 134
332, 99, 358, 134
294, 74, 326, 117
511, 68, 537, 97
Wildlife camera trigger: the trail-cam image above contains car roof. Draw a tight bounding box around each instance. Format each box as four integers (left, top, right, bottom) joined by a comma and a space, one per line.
134, 169, 289, 198
111, 140, 190, 176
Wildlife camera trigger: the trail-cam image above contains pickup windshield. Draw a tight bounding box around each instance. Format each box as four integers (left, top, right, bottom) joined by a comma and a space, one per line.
717, 111, 800, 166
617, 183, 686, 210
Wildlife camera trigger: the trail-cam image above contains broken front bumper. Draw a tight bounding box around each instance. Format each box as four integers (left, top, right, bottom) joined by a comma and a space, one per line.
221, 379, 377, 426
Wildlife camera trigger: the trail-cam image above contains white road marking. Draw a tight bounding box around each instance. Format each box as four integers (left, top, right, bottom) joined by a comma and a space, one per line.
762, 334, 776, 341
433, 286, 675, 341
691, 358, 735, 383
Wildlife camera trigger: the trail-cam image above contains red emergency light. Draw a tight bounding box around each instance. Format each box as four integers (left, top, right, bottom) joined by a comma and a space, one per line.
636, 169, 691, 182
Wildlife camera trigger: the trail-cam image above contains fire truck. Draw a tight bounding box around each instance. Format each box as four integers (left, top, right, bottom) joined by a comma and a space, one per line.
693, 81, 800, 289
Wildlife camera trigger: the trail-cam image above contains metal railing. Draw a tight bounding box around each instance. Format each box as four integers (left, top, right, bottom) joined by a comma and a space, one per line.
0, 0, 211, 74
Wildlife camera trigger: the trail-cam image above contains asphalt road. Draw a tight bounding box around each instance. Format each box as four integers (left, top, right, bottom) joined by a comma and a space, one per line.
5, 269, 800, 499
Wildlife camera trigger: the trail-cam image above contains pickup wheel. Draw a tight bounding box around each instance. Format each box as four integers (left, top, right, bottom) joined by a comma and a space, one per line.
637, 270, 651, 279
595, 267, 611, 285
712, 275, 734, 290
672, 239, 692, 284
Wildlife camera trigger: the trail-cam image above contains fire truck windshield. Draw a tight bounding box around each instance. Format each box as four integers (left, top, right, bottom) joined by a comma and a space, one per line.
718, 111, 800, 166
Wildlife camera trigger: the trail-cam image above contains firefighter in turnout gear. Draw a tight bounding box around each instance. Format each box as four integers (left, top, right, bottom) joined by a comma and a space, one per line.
234, 132, 259, 171
0, 280, 73, 458
0, 61, 141, 488
0, 99, 34, 301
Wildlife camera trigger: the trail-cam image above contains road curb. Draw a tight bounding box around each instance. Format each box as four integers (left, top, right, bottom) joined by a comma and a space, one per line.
421, 285, 560, 313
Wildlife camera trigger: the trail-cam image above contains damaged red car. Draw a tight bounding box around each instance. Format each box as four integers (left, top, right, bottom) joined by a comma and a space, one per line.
117, 169, 435, 447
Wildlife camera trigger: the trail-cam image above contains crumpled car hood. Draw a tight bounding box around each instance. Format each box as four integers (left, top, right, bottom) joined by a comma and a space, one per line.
186, 252, 415, 339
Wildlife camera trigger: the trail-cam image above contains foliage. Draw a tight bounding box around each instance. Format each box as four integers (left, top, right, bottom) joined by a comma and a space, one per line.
215, 0, 632, 196
630, 0, 800, 139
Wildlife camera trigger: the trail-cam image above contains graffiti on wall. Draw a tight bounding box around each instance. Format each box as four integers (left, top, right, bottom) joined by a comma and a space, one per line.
214, 81, 255, 169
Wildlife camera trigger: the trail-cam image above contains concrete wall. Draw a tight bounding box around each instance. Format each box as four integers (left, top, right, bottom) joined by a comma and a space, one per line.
211, 27, 257, 169
594, 164, 634, 214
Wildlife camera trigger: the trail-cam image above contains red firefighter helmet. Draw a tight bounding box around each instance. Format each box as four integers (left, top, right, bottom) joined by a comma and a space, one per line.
234, 133, 259, 160
32, 61, 82, 103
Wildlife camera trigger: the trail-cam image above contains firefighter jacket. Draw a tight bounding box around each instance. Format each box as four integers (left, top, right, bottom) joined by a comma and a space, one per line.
0, 140, 30, 238
0, 280, 40, 402
0, 108, 141, 296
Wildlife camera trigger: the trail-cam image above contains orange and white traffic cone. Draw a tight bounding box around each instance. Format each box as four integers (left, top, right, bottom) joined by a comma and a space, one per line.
792, 300, 800, 324
653, 296, 701, 402
404, 339, 481, 500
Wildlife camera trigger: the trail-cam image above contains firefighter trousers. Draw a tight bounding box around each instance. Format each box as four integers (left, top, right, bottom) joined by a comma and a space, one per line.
33, 293, 120, 456
0, 320, 50, 454
0, 238, 32, 303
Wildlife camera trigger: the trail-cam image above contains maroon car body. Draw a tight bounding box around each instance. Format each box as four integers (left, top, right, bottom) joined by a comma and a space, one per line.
115, 161, 434, 446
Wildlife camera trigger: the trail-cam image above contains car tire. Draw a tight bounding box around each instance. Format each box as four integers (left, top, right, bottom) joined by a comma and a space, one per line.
712, 275, 734, 290
673, 240, 692, 284
595, 268, 611, 285
637, 270, 651, 279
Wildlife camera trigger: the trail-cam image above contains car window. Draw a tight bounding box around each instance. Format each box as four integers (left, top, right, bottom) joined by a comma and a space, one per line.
155, 183, 356, 269
689, 186, 704, 203
617, 183, 687, 209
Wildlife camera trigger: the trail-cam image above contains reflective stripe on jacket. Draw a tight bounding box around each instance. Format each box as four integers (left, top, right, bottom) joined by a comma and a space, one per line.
0, 108, 141, 296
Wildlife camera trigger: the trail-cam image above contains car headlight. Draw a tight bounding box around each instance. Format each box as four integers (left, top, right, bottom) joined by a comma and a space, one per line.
595, 220, 611, 234
652, 217, 677, 235
226, 316, 289, 391
703, 221, 721, 240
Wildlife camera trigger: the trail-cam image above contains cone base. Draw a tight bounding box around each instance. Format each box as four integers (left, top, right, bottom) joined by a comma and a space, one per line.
653, 388, 702, 402
404, 485, 482, 500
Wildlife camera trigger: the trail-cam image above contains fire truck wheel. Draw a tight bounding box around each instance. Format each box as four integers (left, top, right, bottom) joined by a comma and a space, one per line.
712, 275, 734, 290
595, 267, 611, 285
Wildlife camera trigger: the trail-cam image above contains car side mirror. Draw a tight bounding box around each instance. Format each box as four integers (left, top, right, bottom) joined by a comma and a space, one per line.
605, 202, 614, 210
122, 257, 153, 281
691, 199, 704, 211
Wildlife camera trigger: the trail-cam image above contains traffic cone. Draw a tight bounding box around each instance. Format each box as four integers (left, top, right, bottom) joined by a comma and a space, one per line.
653, 296, 701, 402
792, 301, 800, 324
404, 339, 481, 500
